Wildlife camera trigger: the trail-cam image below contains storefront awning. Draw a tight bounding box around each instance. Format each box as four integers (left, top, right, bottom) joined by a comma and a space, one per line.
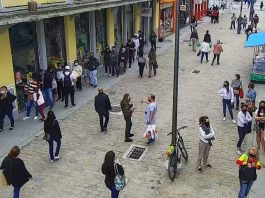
245, 32, 265, 47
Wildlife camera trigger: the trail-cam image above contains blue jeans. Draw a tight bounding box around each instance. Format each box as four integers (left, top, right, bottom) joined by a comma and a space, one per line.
13, 186, 20, 198
48, 137, 61, 160
222, 99, 234, 119
89, 70, 97, 86
108, 186, 120, 198
201, 52, 209, 63
238, 180, 254, 198
235, 94, 240, 110
26, 100, 38, 117
44, 88, 53, 109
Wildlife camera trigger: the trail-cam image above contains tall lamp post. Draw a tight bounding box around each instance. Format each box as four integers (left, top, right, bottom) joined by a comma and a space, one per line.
171, 0, 180, 145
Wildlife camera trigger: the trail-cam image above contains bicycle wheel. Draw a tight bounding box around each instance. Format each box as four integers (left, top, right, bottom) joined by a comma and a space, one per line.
178, 136, 188, 160
168, 150, 177, 181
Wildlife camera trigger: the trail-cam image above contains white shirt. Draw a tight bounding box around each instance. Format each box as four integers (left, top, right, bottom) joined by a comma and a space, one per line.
145, 102, 157, 125
33, 90, 45, 106
132, 38, 140, 48
217, 87, 234, 101
237, 111, 252, 127
199, 125, 215, 144
200, 42, 210, 52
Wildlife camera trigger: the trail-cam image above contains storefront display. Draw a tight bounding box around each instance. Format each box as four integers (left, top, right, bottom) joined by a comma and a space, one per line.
159, 0, 176, 38
95, 10, 107, 55
125, 5, 134, 39
114, 7, 123, 47
9, 22, 39, 112
44, 17, 66, 69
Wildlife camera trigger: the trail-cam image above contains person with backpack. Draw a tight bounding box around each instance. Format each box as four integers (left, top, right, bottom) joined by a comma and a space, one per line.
44, 111, 62, 163
33, 87, 46, 121
0, 86, 17, 131
101, 45, 112, 76
102, 151, 124, 198
236, 147, 262, 198
62, 66, 76, 107
0, 146, 32, 198
88, 52, 99, 88
138, 51, 146, 78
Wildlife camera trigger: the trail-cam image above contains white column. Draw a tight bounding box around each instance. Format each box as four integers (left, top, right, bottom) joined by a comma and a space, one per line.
89, 11, 97, 56
36, 20, 48, 70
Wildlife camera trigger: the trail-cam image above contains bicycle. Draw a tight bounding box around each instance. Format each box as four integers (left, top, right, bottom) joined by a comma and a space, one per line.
166, 126, 188, 181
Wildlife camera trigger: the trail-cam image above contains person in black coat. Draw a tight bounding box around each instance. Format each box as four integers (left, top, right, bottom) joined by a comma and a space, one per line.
0, 86, 17, 131
0, 146, 32, 198
101, 45, 112, 76
94, 88, 112, 132
102, 151, 124, 198
203, 30, 212, 44
44, 111, 62, 163
149, 30, 157, 51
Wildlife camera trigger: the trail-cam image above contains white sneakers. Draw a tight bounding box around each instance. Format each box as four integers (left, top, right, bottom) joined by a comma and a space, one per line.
54, 156, 60, 160
223, 117, 236, 124
34, 116, 39, 120
23, 117, 30, 121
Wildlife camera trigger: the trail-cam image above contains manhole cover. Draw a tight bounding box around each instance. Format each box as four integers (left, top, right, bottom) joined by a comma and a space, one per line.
123, 145, 148, 161
110, 105, 122, 115
191, 69, 200, 74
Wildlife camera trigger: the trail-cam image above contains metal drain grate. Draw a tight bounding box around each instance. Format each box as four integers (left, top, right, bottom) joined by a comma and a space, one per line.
123, 145, 148, 161
110, 105, 123, 115
191, 69, 200, 74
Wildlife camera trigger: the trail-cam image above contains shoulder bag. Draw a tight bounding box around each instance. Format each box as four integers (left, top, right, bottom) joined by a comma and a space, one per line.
114, 163, 126, 191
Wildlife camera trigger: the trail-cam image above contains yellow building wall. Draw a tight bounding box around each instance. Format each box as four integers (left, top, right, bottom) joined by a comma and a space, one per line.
64, 15, 77, 65
106, 8, 115, 47
0, 30, 15, 88
3, 0, 65, 8
133, 4, 141, 33
153, 0, 160, 34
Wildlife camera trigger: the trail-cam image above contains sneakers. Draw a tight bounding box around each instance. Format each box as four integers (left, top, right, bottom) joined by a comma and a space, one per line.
197, 167, 202, 173
54, 156, 60, 160
223, 117, 226, 121
23, 117, 30, 121
104, 73, 108, 76
109, 74, 112, 77
232, 120, 236, 124
203, 164, 212, 168
9, 127, 14, 130
50, 160, 54, 163
34, 116, 39, 120
125, 138, 133, 142
236, 150, 242, 155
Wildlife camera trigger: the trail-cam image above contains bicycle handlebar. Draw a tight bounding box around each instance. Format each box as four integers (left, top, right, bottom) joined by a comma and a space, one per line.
167, 126, 188, 136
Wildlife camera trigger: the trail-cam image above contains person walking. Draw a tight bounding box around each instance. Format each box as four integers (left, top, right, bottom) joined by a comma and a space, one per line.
23, 75, 39, 121
126, 38, 136, 68
236, 147, 262, 198
102, 151, 124, 198
101, 45, 112, 76
231, 74, 243, 110
236, 103, 252, 155
249, 7, 254, 21
138, 30, 145, 56
132, 34, 139, 61
148, 47, 157, 78
88, 52, 99, 88
62, 66, 76, 107
245, 25, 253, 40
44, 111, 62, 163
242, 15, 248, 29
43, 68, 54, 110
253, 14, 259, 28
0, 86, 16, 131
190, 28, 199, 52
142, 94, 158, 144
55, 64, 64, 101
230, 13, 237, 29
217, 81, 236, 123
118, 45, 128, 74
120, 94, 135, 142
110, 46, 119, 77
73, 59, 83, 91
260, 1, 264, 10
190, 16, 197, 32
237, 14, 243, 34
0, 146, 32, 198
211, 40, 223, 65
138, 51, 146, 78
149, 30, 157, 51
200, 40, 210, 63
94, 88, 112, 132
196, 116, 215, 173
254, 101, 265, 153
203, 30, 211, 44
33, 87, 46, 121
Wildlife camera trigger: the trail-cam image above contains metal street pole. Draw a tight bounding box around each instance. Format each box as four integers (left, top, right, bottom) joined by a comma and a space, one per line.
171, 0, 180, 146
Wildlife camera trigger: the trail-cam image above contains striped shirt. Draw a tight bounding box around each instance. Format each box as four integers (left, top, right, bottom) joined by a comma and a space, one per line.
24, 80, 38, 95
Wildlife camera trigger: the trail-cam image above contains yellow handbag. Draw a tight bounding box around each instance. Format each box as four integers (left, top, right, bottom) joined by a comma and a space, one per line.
1, 172, 7, 186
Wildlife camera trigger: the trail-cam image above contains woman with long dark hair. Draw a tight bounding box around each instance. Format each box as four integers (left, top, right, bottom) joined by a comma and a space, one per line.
254, 101, 265, 153
0, 146, 32, 198
218, 81, 236, 123
120, 94, 134, 142
102, 151, 124, 198
148, 47, 157, 78
44, 111, 62, 163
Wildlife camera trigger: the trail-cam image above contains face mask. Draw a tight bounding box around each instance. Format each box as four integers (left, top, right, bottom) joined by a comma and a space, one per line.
224, 84, 228, 87
249, 153, 256, 158
74, 63, 78, 66
0, 90, 6, 94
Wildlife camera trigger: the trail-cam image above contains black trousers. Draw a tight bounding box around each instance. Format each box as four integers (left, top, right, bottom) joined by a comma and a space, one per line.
237, 126, 246, 148
76, 76, 82, 91
125, 117, 132, 139
151, 42, 156, 51
211, 54, 220, 64
230, 21, 235, 29
56, 81, 64, 100
104, 63, 111, 74
128, 53, 134, 68
98, 112, 109, 131
64, 86, 75, 106
139, 63, 145, 78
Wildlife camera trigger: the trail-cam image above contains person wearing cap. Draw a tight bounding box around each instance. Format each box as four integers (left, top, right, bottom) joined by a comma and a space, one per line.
61, 65, 76, 107
94, 88, 112, 132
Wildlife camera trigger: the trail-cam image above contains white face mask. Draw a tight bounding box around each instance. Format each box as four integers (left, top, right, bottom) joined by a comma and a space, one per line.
74, 63, 78, 66
0, 90, 6, 94
65, 71, 70, 75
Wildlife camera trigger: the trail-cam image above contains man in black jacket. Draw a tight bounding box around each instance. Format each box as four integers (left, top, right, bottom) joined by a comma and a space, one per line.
101, 45, 112, 76
94, 88, 112, 132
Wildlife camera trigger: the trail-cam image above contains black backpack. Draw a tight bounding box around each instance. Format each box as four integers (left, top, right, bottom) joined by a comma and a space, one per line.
64, 73, 72, 87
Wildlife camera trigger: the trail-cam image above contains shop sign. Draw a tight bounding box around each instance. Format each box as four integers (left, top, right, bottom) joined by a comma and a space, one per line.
141, 8, 152, 17
180, 5, 186, 11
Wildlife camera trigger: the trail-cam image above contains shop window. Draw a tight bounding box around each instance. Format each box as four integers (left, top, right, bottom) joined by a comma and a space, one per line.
114, 7, 122, 47
95, 10, 107, 55
44, 17, 66, 69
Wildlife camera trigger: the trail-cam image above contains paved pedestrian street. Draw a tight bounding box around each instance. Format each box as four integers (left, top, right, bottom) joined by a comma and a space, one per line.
1, 3, 265, 198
